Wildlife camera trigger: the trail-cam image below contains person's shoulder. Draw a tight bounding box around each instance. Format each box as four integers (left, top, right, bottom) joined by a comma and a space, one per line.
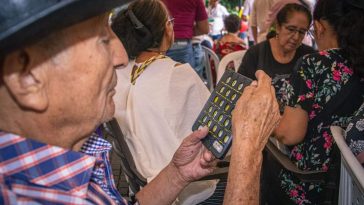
148, 57, 179, 73
170, 58, 194, 72
249, 41, 270, 56
302, 48, 343, 62
171, 61, 206, 87
173, 62, 192, 69
247, 41, 267, 53
297, 49, 348, 74
261, 40, 271, 48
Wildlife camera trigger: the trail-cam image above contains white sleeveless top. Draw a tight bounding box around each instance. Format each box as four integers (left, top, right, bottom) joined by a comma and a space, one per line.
114, 57, 217, 204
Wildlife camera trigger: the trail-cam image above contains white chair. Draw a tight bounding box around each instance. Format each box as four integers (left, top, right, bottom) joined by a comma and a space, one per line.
201, 45, 220, 91
331, 126, 364, 205
216, 50, 246, 83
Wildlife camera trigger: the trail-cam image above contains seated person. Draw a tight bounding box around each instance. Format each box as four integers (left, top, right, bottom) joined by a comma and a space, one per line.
214, 14, 247, 60
345, 102, 364, 166
0, 0, 281, 204
238, 17, 249, 46
238, 3, 315, 100
272, 0, 364, 204
111, 1, 218, 204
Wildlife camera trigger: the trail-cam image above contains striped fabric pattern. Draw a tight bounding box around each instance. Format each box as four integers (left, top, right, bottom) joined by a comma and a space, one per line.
0, 131, 130, 205
196, 178, 227, 205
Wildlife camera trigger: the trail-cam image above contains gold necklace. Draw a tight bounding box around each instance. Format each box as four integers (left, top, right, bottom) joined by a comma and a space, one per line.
130, 54, 167, 85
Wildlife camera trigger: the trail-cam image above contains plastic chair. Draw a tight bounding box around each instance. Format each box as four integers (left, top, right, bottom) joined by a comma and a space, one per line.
201, 45, 220, 91
264, 138, 341, 204
216, 50, 246, 83
331, 126, 364, 205
102, 118, 147, 195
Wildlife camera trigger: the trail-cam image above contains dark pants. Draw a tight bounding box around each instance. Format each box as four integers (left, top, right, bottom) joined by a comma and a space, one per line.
260, 150, 295, 205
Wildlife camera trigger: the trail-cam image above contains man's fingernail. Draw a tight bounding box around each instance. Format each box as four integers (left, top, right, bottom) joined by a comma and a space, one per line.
198, 126, 208, 132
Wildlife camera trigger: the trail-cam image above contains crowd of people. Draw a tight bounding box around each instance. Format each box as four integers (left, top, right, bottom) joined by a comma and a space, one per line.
1, 0, 364, 205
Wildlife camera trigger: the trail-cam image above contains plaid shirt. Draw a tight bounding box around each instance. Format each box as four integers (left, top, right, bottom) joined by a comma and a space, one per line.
0, 131, 130, 205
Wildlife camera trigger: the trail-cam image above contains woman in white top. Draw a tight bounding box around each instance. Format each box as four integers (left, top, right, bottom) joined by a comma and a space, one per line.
111, 1, 218, 204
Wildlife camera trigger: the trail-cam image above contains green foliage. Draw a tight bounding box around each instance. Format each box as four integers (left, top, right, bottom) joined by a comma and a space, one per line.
206, 0, 244, 14
220, 0, 240, 9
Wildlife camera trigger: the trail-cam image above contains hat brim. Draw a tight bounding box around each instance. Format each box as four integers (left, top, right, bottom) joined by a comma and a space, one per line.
0, 0, 133, 54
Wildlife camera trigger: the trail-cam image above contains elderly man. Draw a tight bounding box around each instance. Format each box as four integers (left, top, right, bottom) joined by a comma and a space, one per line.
0, 0, 280, 204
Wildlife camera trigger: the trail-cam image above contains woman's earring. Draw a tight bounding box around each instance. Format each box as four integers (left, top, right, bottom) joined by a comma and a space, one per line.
276, 33, 279, 39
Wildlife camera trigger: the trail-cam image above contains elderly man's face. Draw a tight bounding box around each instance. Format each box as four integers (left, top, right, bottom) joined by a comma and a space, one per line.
46, 15, 128, 138
0, 14, 127, 148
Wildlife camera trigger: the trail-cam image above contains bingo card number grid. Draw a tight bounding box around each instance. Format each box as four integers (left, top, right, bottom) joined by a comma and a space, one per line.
192, 69, 252, 159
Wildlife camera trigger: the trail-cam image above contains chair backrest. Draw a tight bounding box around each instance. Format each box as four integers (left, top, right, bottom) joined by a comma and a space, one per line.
216, 50, 246, 83
331, 126, 364, 205
264, 138, 341, 204
102, 118, 147, 194
202, 45, 220, 91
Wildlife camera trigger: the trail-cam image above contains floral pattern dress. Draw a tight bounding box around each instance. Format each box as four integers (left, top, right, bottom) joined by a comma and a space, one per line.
345, 102, 364, 166
277, 49, 364, 204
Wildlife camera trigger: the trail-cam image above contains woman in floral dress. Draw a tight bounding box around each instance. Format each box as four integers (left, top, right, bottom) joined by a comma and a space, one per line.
272, 0, 364, 204
345, 102, 364, 166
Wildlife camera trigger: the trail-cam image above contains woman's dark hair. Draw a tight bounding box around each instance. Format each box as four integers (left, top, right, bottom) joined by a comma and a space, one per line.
276, 3, 312, 27
223, 14, 241, 33
314, 0, 364, 73
111, 0, 168, 58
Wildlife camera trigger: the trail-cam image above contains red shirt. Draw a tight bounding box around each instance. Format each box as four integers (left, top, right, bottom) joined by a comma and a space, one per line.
163, 0, 208, 39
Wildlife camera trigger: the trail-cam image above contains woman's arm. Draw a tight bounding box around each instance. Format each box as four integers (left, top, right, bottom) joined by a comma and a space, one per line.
274, 105, 309, 145
273, 55, 313, 146
357, 152, 364, 164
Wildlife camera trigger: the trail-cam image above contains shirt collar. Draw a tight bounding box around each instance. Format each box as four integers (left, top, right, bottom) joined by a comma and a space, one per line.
0, 131, 110, 193
80, 131, 112, 155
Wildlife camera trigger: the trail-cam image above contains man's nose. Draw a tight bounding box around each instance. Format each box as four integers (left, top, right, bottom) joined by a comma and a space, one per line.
111, 32, 128, 69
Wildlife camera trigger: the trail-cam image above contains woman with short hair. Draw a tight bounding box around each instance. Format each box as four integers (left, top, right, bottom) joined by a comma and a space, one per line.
238, 3, 315, 97
214, 14, 247, 59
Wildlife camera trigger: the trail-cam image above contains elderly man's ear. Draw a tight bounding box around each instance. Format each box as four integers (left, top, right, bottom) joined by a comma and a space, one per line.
2, 48, 49, 111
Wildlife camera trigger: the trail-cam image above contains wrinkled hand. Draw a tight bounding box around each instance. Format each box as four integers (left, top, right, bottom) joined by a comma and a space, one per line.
171, 127, 217, 183
232, 70, 281, 152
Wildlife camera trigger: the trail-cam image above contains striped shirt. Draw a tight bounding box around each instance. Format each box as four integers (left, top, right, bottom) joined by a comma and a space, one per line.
0, 131, 130, 205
